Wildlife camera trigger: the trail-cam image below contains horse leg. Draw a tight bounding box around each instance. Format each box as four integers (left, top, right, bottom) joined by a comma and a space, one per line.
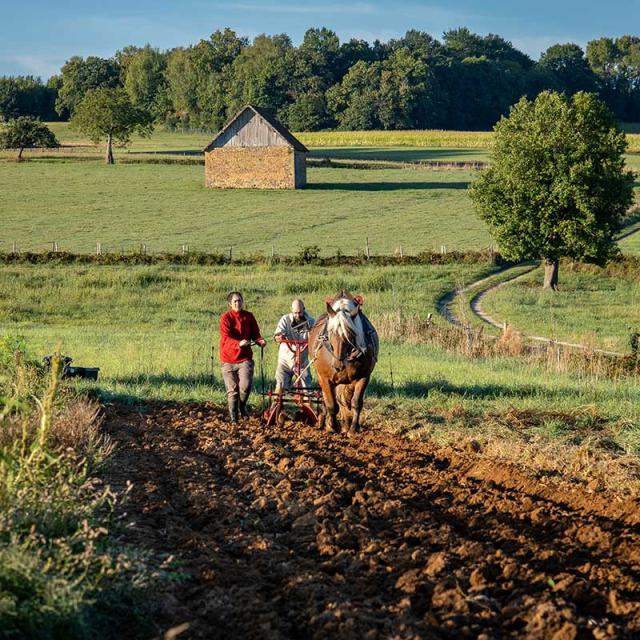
337, 384, 354, 427
348, 378, 369, 434
318, 377, 339, 432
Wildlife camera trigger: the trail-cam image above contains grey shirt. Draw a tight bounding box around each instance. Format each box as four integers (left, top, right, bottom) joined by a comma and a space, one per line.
274, 311, 315, 366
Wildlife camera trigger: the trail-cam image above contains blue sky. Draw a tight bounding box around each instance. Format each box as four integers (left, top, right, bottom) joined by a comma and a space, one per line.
1, 0, 639, 79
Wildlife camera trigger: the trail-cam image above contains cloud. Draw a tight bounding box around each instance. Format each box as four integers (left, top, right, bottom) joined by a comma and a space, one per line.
0, 55, 62, 79
208, 1, 378, 15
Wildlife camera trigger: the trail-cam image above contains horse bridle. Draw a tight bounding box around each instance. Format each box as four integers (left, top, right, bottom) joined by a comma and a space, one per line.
315, 314, 364, 372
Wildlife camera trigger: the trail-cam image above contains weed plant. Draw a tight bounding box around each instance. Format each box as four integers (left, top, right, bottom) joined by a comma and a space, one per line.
0, 341, 151, 639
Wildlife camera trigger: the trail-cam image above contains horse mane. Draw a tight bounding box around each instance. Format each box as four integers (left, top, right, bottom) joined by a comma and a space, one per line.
327, 297, 367, 351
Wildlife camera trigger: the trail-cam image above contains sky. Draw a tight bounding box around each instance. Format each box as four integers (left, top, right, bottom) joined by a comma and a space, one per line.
1, 0, 640, 79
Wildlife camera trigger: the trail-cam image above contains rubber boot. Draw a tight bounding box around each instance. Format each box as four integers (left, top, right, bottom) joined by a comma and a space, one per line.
238, 395, 250, 418
228, 398, 239, 424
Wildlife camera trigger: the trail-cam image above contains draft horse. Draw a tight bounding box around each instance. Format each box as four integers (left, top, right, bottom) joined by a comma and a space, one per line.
309, 290, 378, 434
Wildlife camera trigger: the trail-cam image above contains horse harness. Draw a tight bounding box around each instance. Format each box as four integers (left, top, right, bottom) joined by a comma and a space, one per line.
313, 314, 372, 372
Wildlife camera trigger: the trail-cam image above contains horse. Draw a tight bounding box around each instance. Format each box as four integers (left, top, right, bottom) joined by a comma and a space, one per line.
309, 290, 378, 434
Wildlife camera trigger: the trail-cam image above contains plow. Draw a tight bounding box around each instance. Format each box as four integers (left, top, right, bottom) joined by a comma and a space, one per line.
260, 338, 324, 427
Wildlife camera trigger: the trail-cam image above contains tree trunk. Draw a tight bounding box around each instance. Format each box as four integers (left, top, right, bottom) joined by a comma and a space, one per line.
543, 258, 559, 291
17, 147, 24, 162
105, 133, 114, 165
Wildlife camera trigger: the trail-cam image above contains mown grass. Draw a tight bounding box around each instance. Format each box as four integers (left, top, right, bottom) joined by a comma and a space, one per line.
0, 161, 490, 254
620, 228, 640, 255
479, 262, 640, 352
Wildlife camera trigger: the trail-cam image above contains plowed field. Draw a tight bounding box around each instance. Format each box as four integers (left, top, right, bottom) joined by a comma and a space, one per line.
104, 403, 640, 639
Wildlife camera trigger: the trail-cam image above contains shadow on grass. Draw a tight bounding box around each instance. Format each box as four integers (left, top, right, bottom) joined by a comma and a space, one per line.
309, 148, 485, 162
369, 377, 578, 401
306, 181, 470, 191
108, 372, 216, 388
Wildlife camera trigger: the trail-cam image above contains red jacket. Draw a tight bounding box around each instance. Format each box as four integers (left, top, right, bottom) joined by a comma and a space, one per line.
219, 309, 263, 363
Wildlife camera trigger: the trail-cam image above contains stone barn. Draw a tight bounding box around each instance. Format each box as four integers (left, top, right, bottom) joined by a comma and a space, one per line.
204, 105, 308, 189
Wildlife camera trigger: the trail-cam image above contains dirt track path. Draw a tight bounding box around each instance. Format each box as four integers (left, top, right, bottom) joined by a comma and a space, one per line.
105, 402, 640, 639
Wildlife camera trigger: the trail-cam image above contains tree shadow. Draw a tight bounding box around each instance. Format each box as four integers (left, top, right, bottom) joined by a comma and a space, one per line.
368, 377, 578, 400
309, 147, 485, 162
306, 181, 470, 191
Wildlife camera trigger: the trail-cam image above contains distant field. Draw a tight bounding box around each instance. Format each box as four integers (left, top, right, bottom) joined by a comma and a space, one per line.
479, 264, 640, 352
45, 123, 495, 151
309, 147, 490, 163
0, 161, 490, 254
16, 123, 639, 170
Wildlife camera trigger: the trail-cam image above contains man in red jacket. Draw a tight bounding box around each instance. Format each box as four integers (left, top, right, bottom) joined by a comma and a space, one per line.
219, 291, 267, 423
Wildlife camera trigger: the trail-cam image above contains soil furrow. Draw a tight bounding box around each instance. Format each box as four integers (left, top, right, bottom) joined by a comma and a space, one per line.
104, 402, 640, 639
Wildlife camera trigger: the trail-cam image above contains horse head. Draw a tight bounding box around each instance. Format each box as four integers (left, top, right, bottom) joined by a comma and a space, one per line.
323, 293, 366, 371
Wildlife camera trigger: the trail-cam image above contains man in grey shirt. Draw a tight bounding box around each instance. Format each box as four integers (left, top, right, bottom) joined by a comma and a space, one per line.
273, 299, 315, 393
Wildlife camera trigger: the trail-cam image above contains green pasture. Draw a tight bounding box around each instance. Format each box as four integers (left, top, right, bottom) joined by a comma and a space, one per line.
479, 264, 640, 352
2, 263, 640, 428
0, 161, 489, 254
620, 228, 640, 255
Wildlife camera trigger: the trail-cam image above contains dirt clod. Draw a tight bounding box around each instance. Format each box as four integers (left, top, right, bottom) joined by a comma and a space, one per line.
104, 401, 640, 639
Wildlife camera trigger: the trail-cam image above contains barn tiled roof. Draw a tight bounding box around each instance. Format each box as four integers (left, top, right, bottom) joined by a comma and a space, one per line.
204, 104, 308, 153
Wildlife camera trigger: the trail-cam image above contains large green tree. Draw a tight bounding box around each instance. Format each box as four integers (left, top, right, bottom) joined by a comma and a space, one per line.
0, 116, 58, 161
470, 91, 634, 290
70, 88, 152, 164
55, 56, 121, 117
123, 45, 168, 120
537, 44, 597, 95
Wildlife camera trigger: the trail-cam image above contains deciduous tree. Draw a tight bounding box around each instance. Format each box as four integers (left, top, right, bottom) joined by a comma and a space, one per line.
0, 116, 58, 161
70, 88, 152, 164
56, 56, 121, 117
470, 91, 634, 290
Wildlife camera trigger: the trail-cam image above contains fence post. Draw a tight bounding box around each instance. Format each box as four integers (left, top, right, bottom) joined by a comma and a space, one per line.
12, 241, 17, 254
400, 245, 404, 259
96, 242, 102, 256
229, 246, 233, 263
365, 237, 370, 259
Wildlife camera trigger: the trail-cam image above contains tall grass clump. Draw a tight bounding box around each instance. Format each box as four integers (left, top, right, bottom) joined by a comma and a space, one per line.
0, 337, 150, 639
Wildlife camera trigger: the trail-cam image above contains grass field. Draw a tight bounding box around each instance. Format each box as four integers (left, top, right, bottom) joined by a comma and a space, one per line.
620, 228, 640, 255
1, 262, 640, 422
479, 263, 640, 352
0, 161, 490, 254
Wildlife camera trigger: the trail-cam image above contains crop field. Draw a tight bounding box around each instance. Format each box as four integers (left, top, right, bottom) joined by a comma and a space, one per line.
43, 121, 640, 151
0, 162, 490, 254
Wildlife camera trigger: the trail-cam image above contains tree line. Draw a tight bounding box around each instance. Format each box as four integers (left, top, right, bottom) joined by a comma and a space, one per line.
2, 27, 640, 131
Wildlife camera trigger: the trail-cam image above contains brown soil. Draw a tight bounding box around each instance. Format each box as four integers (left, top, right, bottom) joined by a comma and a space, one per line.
104, 402, 640, 639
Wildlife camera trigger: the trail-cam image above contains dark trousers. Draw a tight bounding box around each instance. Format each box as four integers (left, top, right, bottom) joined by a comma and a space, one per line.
221, 360, 254, 403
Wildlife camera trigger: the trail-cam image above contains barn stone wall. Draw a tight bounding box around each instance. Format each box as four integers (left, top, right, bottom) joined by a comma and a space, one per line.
205, 146, 296, 189
294, 151, 307, 188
